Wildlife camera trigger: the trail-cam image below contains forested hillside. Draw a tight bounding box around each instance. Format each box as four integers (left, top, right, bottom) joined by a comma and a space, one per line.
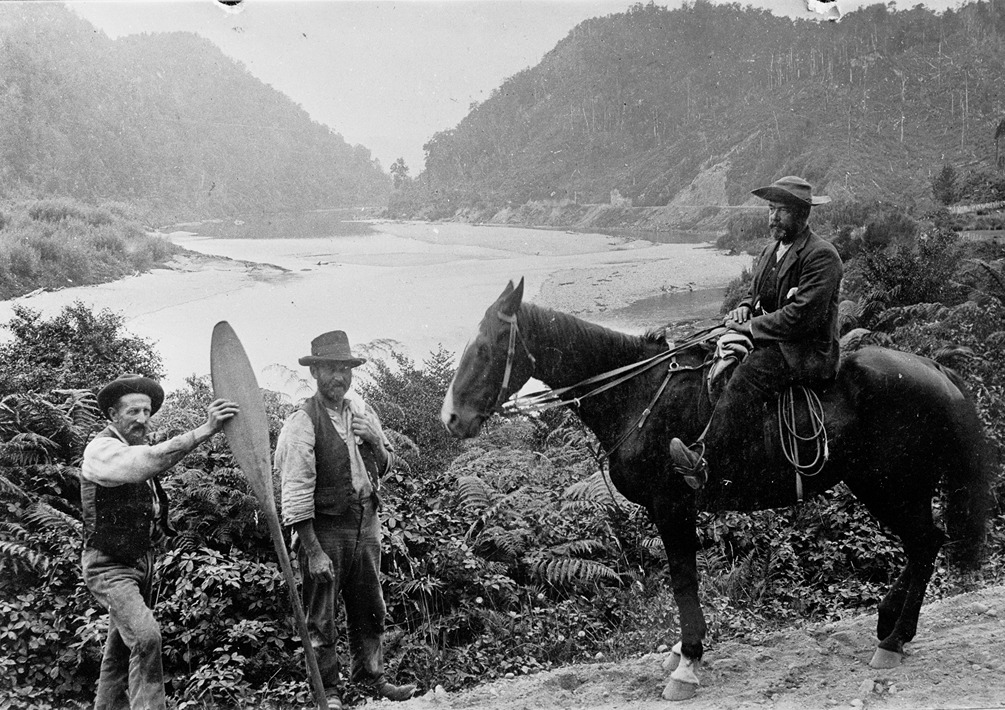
402, 0, 1005, 223
0, 4, 389, 221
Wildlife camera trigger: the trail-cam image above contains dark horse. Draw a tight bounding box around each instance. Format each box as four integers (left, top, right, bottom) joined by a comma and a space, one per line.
440, 279, 992, 701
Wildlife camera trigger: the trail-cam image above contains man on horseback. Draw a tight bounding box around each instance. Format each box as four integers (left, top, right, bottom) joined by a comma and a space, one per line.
669, 175, 843, 489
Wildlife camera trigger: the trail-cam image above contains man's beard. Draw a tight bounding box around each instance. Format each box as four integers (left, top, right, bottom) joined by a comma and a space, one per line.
123, 423, 148, 444
321, 380, 347, 401
770, 224, 797, 242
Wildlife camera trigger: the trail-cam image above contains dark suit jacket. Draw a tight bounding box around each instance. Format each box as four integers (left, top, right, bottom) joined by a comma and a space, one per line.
741, 226, 843, 381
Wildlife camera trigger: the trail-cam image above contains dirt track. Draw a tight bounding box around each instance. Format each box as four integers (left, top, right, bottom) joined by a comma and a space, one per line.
388, 586, 1005, 710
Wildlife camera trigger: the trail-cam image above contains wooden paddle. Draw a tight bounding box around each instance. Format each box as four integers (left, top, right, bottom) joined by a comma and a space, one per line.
210, 321, 329, 710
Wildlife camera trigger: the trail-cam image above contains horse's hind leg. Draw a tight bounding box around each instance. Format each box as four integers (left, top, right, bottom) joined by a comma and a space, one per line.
848, 484, 945, 668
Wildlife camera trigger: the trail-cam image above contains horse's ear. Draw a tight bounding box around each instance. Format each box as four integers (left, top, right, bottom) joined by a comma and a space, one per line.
499, 277, 524, 316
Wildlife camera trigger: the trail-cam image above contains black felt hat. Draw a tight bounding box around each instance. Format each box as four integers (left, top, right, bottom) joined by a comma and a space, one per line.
97, 374, 165, 418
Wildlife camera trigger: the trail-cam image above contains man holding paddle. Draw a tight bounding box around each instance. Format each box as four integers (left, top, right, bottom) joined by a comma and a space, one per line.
80, 373, 238, 710
275, 330, 416, 708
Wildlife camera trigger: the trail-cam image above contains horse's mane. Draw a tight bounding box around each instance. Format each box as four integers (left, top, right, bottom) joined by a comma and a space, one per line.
520, 301, 654, 360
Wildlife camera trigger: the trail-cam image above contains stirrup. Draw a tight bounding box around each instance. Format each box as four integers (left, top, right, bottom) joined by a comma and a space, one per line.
670, 439, 708, 490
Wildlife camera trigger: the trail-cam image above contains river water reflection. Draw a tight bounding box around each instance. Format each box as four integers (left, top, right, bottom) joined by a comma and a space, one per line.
0, 221, 747, 397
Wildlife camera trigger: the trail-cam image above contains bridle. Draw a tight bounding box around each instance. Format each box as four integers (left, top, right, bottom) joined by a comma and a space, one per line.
488, 309, 537, 414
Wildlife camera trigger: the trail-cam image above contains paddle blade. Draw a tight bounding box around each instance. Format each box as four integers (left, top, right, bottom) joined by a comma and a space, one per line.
210, 321, 277, 517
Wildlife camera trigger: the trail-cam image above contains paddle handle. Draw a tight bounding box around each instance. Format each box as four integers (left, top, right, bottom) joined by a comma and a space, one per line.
264, 509, 329, 710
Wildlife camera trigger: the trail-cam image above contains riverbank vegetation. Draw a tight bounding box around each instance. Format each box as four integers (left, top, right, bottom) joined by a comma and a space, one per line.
1, 215, 1004, 708
0, 198, 177, 300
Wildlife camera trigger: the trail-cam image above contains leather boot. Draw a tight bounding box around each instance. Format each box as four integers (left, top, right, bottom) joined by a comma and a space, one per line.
669, 438, 708, 490
373, 680, 417, 701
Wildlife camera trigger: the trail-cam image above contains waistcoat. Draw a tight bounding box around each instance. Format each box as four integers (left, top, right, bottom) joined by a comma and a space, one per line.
302, 394, 381, 518
80, 427, 173, 564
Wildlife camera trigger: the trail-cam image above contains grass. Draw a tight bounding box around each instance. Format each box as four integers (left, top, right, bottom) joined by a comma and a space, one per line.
0, 198, 178, 299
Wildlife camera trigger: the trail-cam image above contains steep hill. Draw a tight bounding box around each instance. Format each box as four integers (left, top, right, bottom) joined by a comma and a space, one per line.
411, 1, 1005, 227
0, 4, 389, 220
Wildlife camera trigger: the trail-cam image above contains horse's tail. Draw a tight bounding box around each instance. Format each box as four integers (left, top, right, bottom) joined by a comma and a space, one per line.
934, 362, 995, 571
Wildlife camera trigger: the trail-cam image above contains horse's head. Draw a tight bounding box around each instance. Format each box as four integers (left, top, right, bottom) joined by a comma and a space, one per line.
441, 278, 536, 438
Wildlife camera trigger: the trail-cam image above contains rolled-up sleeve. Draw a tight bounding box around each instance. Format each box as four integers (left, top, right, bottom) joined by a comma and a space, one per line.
82, 431, 200, 486
275, 409, 317, 527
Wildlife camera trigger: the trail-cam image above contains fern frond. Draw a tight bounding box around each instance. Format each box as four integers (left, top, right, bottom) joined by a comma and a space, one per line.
562, 471, 630, 508
641, 536, 666, 560
0, 539, 46, 574
0, 432, 59, 465
475, 525, 528, 560
547, 538, 606, 557
54, 389, 102, 438
22, 501, 81, 533
528, 556, 620, 587
0, 473, 32, 503
456, 475, 495, 512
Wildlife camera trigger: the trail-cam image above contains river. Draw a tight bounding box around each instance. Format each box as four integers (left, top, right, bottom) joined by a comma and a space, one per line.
0, 221, 750, 397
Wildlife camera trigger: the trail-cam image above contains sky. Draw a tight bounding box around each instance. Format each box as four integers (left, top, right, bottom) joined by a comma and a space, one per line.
68, 0, 971, 174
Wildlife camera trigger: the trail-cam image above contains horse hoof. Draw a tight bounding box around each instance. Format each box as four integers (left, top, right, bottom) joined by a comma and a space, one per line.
869, 647, 903, 669
662, 679, 698, 701
662, 651, 681, 671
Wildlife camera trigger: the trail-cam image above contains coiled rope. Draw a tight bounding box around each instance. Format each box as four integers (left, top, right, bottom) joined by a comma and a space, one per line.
777, 385, 828, 500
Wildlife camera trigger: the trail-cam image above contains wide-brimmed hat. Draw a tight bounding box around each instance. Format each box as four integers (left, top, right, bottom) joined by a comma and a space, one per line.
298, 330, 366, 368
751, 175, 831, 207
97, 374, 165, 418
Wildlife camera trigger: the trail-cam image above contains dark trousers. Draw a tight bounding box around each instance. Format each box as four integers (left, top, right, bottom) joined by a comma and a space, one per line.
704, 343, 797, 474
299, 499, 385, 691
82, 548, 165, 710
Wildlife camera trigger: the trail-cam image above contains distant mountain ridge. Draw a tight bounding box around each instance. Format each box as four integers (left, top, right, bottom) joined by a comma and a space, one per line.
0, 4, 389, 221
409, 0, 1005, 227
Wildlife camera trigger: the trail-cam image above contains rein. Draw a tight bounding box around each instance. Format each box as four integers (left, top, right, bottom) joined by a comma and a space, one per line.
501, 323, 726, 471
502, 324, 726, 417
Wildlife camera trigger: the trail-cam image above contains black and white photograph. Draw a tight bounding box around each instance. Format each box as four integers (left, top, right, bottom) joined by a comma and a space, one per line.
0, 0, 1003, 708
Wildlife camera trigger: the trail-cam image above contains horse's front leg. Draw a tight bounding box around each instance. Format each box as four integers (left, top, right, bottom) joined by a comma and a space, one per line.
651, 493, 706, 701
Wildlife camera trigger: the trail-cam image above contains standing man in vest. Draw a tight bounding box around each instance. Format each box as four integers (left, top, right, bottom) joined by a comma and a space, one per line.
275, 331, 416, 708
81, 374, 239, 710
668, 175, 843, 489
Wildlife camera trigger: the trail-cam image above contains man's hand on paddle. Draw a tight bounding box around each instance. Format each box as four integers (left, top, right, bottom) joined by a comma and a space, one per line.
206, 398, 240, 433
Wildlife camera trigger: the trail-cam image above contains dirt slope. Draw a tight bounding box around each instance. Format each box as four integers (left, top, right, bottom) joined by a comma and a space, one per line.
390, 586, 1005, 710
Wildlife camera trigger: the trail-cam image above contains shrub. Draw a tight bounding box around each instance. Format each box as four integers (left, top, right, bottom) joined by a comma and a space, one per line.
853, 228, 967, 311
0, 301, 164, 396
